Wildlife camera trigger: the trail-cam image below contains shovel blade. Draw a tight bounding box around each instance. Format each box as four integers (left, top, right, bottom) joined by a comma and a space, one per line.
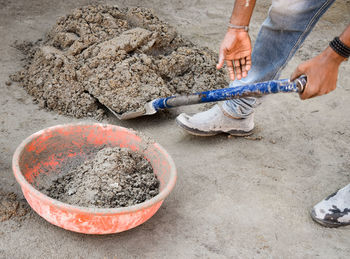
106, 100, 158, 120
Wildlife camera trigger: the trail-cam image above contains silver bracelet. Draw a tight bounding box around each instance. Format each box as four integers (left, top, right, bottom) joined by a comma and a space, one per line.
227, 23, 249, 32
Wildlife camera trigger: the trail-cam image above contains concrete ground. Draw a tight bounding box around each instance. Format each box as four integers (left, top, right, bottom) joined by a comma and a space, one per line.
1, 0, 350, 258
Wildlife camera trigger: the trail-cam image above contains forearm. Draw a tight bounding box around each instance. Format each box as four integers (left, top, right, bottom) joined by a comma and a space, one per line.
339, 24, 350, 46
229, 0, 256, 26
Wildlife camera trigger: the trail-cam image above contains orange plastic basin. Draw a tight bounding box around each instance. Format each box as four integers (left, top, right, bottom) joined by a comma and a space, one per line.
12, 123, 177, 234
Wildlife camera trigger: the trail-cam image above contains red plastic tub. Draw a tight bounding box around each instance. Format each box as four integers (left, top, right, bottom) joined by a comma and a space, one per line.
12, 123, 177, 234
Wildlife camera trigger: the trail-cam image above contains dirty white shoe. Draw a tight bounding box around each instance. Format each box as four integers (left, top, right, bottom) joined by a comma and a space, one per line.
311, 183, 350, 227
175, 104, 254, 136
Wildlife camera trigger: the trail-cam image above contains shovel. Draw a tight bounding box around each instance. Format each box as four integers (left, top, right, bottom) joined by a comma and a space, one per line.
109, 76, 306, 120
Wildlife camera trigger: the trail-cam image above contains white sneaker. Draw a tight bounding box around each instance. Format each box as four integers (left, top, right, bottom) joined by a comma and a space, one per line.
175, 104, 254, 136
311, 183, 350, 227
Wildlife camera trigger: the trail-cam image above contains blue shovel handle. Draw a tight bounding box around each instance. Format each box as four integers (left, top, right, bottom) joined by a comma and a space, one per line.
152, 76, 307, 110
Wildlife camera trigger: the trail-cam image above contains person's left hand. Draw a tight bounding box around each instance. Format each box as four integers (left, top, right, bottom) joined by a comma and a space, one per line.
291, 47, 345, 100
217, 29, 252, 81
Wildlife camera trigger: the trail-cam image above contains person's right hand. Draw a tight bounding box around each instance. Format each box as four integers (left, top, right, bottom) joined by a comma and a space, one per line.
290, 47, 345, 100
217, 29, 252, 81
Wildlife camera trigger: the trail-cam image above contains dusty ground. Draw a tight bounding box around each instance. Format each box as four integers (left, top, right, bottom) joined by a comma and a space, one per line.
1, 0, 350, 258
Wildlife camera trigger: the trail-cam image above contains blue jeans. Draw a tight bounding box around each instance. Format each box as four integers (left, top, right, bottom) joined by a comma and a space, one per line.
223, 0, 335, 118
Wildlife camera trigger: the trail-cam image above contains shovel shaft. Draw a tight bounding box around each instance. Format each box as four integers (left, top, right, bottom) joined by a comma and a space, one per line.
152, 76, 306, 109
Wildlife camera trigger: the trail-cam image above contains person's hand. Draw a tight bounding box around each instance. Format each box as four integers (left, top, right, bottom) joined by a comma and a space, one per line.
291, 47, 346, 100
217, 29, 252, 81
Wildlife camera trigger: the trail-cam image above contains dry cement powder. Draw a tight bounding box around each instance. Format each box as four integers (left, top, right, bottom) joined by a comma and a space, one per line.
11, 5, 228, 119
41, 147, 160, 208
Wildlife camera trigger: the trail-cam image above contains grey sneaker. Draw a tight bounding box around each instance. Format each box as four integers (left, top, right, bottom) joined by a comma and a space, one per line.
311, 183, 350, 227
175, 104, 254, 136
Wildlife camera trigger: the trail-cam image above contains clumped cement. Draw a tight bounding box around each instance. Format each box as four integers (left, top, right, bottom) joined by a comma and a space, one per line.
40, 147, 160, 208
11, 5, 228, 119
0, 191, 29, 222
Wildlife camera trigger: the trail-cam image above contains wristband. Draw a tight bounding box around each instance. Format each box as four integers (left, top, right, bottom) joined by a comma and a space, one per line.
227, 23, 249, 32
329, 37, 350, 58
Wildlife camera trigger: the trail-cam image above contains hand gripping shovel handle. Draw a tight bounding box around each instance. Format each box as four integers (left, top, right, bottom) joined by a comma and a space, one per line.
152, 76, 307, 110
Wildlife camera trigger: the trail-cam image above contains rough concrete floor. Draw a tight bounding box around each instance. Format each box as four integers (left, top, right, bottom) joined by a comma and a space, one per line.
1, 0, 350, 258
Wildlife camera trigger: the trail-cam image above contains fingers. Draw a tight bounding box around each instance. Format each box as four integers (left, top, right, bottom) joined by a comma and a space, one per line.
240, 58, 247, 78
226, 60, 235, 81
299, 86, 310, 100
245, 55, 252, 72
234, 57, 251, 80
216, 46, 252, 81
223, 57, 251, 81
234, 59, 242, 80
301, 83, 336, 100
216, 48, 225, 70
300, 83, 316, 100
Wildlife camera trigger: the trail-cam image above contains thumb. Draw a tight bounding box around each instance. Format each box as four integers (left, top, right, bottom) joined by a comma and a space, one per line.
290, 64, 303, 81
291, 64, 308, 100
217, 47, 225, 69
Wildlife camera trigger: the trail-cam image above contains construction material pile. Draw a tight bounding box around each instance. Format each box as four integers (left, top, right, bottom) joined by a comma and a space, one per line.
11, 5, 227, 119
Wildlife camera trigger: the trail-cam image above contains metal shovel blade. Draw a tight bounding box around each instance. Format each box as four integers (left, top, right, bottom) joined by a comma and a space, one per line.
105, 100, 157, 120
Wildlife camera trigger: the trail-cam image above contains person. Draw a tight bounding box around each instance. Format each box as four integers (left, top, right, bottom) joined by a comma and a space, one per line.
175, 0, 350, 227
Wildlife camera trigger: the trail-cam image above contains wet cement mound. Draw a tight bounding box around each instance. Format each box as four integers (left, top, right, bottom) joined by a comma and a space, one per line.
40, 147, 160, 208
11, 5, 228, 119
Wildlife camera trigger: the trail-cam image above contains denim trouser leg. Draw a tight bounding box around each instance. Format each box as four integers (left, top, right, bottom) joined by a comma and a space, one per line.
223, 0, 335, 118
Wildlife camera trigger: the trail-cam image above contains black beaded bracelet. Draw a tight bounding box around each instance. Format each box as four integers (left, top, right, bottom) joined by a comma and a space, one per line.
329, 37, 350, 58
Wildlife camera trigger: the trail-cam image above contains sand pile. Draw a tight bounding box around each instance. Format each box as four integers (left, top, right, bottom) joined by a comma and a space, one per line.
41, 147, 159, 208
11, 5, 228, 119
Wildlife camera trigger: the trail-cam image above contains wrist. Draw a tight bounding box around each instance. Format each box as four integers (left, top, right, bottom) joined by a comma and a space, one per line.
329, 36, 350, 59
339, 34, 350, 47
229, 14, 250, 27
323, 46, 347, 64
227, 23, 249, 32
229, 19, 249, 28
227, 27, 249, 34
227, 27, 249, 33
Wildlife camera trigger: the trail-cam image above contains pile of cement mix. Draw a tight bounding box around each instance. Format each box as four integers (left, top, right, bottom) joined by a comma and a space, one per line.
11, 5, 228, 119
41, 147, 160, 208
0, 191, 29, 222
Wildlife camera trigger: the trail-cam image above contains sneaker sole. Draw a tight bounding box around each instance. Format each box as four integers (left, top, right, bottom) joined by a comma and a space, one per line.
310, 209, 350, 228
176, 118, 254, 137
